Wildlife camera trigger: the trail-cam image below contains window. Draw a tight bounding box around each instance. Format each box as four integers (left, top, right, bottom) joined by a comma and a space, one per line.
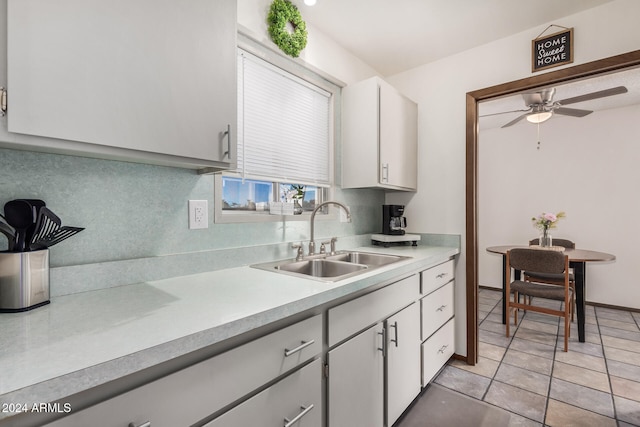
236, 49, 331, 185
221, 178, 323, 213
215, 45, 336, 222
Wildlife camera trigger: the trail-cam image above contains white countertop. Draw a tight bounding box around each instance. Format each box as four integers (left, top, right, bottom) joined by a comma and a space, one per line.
0, 244, 458, 420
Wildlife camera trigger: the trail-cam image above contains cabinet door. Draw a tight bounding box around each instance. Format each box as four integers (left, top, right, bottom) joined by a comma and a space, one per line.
422, 318, 455, 386
206, 359, 322, 427
379, 81, 418, 190
421, 259, 454, 295
7, 0, 236, 165
421, 281, 455, 340
328, 324, 384, 427
386, 302, 421, 426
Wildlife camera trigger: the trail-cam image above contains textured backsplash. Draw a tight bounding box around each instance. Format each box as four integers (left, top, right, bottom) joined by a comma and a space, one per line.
0, 147, 384, 268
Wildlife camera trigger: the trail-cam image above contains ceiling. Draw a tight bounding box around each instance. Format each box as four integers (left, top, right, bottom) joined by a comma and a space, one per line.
296, 0, 615, 76
292, 0, 637, 130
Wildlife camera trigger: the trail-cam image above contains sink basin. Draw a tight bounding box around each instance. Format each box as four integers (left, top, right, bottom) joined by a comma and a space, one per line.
251, 251, 411, 282
276, 259, 367, 277
326, 251, 405, 267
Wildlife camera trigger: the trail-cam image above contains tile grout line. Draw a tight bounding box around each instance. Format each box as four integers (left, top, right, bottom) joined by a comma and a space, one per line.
595, 307, 620, 424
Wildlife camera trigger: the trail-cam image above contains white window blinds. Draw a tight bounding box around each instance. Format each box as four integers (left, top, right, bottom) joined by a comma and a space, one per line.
237, 50, 331, 186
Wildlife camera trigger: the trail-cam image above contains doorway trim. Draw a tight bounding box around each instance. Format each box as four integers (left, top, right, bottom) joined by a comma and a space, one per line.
465, 49, 640, 365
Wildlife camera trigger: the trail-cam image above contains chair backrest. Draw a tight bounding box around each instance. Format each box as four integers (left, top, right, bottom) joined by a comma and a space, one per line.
529, 238, 575, 249
509, 248, 566, 274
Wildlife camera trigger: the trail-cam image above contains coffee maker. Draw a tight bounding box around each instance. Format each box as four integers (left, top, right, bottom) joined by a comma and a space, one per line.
382, 205, 407, 235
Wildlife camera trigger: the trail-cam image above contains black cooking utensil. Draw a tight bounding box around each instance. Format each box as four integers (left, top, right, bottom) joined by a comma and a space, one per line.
0, 219, 16, 251
29, 207, 62, 250
4, 200, 34, 252
18, 199, 46, 246
30, 226, 85, 250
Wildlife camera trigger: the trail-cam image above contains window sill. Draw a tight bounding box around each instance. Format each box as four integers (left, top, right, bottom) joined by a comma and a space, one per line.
214, 211, 338, 224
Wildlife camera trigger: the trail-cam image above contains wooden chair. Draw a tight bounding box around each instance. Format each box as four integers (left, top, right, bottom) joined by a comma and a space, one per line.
505, 248, 573, 352
527, 238, 576, 321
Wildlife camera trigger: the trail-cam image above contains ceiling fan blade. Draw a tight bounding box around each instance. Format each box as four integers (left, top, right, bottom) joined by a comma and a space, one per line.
480, 109, 530, 118
554, 107, 593, 117
501, 113, 529, 128
557, 86, 628, 105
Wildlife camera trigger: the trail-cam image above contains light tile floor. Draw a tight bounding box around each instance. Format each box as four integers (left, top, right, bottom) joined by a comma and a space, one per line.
433, 288, 640, 426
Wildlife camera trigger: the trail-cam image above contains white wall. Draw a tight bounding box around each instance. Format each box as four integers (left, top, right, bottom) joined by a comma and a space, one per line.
238, 0, 378, 85
385, 0, 640, 357
479, 104, 640, 308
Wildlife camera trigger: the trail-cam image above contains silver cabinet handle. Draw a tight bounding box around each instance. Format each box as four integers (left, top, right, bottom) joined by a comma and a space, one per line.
381, 163, 389, 183
223, 124, 232, 159
377, 329, 386, 356
389, 321, 399, 347
436, 304, 447, 312
284, 340, 315, 357
284, 404, 314, 427
128, 422, 151, 427
437, 344, 449, 354
436, 272, 448, 279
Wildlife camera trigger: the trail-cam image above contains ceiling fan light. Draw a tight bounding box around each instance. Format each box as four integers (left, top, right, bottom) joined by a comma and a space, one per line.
304, 0, 317, 5
526, 111, 553, 124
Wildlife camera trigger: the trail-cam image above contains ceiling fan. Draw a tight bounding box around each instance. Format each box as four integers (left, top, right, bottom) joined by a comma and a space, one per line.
484, 85, 628, 128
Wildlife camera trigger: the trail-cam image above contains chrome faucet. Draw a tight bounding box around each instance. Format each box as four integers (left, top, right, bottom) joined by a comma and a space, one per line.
309, 201, 351, 256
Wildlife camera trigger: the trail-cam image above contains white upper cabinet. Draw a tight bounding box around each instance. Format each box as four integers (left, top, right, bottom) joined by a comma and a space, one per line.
341, 76, 418, 191
7, 0, 237, 169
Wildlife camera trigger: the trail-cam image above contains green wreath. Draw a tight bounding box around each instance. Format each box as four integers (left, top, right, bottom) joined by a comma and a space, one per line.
267, 0, 308, 58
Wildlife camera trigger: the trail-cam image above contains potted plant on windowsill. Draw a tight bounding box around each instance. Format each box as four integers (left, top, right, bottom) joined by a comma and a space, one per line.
290, 184, 305, 214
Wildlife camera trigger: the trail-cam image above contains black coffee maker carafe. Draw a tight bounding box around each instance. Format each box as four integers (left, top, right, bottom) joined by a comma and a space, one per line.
382, 205, 407, 235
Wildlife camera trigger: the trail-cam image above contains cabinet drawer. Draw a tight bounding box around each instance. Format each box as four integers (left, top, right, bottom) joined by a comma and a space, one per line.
421, 281, 454, 340
421, 259, 454, 295
422, 318, 455, 386
44, 314, 322, 427
328, 274, 420, 347
206, 359, 322, 427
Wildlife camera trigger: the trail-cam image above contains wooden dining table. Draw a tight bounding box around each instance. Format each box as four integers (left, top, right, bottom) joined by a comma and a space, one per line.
486, 245, 616, 343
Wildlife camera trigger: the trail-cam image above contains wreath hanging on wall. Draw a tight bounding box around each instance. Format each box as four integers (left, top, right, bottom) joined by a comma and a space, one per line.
267, 0, 308, 58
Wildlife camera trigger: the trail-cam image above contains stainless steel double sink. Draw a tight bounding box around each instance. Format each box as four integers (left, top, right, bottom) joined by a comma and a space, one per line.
251, 251, 411, 282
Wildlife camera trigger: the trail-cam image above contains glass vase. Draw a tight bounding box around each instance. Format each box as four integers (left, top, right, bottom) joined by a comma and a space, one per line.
293, 199, 303, 215
539, 229, 552, 247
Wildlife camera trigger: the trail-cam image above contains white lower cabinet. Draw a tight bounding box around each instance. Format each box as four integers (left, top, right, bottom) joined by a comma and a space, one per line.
206, 358, 322, 427
327, 275, 421, 427
422, 319, 455, 386
386, 302, 421, 426
421, 281, 455, 340
43, 314, 322, 427
420, 262, 456, 388
327, 324, 385, 427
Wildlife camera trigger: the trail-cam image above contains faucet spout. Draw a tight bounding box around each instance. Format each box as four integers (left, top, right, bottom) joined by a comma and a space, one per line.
309, 201, 351, 256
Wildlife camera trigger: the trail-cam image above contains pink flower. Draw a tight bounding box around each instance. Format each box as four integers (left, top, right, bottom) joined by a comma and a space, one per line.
543, 213, 557, 222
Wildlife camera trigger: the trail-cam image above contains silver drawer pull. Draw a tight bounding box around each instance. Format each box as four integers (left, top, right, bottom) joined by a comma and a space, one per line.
284, 404, 314, 427
128, 422, 151, 427
436, 304, 447, 312
390, 321, 399, 347
437, 344, 449, 354
436, 272, 448, 279
284, 340, 315, 357
378, 329, 386, 355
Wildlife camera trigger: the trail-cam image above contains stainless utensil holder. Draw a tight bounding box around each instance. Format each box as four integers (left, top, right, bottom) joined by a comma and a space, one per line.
0, 250, 50, 312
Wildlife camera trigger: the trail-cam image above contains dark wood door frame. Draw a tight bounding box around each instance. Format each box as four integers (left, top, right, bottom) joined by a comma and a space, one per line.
465, 49, 640, 365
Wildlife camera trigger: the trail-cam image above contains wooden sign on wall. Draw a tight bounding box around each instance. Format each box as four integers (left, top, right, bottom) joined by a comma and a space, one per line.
532, 28, 573, 72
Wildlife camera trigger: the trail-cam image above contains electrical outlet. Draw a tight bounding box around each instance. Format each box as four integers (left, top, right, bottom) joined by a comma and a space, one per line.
188, 200, 208, 229
340, 206, 351, 223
